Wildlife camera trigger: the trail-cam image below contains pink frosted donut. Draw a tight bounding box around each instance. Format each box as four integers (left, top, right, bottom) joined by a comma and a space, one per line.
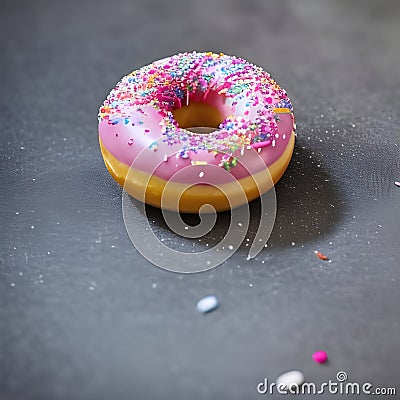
98, 51, 295, 213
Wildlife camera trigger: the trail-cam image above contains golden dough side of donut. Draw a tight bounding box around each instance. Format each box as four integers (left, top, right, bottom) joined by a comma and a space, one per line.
99, 134, 295, 213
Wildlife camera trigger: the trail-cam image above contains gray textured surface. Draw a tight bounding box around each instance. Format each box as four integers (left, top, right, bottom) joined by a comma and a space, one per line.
1, 1, 400, 399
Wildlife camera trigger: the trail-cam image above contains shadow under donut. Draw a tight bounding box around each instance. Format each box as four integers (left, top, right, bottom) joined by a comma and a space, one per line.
132, 143, 346, 254
245, 143, 346, 249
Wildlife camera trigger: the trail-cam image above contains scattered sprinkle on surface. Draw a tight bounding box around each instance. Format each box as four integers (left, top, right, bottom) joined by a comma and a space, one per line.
197, 295, 219, 314
312, 350, 328, 364
314, 250, 331, 261
395, 181, 400, 188
276, 370, 305, 389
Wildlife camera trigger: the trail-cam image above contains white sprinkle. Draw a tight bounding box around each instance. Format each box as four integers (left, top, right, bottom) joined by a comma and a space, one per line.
184, 226, 189, 230
395, 181, 400, 187
249, 283, 253, 287
276, 370, 305, 390
238, 222, 243, 227
89, 286, 95, 291
291, 241, 296, 246
152, 283, 157, 289
19, 272, 23, 276
30, 225, 34, 229
15, 212, 19, 215
197, 295, 218, 314
10, 283, 16, 287
206, 260, 211, 265
228, 245, 234, 250
199, 171, 205, 178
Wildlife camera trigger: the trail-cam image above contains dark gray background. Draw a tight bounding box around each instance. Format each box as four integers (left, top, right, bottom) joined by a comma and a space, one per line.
1, 1, 400, 399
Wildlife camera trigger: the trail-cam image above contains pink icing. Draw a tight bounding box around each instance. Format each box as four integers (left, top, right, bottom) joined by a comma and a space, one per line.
98, 52, 295, 185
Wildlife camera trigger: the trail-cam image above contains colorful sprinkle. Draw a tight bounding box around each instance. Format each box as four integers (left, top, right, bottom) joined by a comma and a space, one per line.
276, 370, 305, 389
196, 295, 219, 313
191, 160, 208, 166
314, 250, 330, 261
149, 141, 158, 151
312, 351, 328, 364
251, 140, 272, 149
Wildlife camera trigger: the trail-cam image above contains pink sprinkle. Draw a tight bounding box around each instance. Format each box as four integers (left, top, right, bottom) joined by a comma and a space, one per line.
312, 351, 328, 364
251, 140, 271, 149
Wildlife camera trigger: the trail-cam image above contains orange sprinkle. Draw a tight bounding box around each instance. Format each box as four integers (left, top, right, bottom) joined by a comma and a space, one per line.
314, 251, 330, 261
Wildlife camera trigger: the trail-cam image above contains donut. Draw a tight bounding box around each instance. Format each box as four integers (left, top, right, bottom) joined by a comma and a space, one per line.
98, 51, 295, 213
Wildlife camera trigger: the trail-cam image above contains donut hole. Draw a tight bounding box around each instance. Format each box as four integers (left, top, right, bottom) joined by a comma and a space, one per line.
172, 102, 224, 134
172, 89, 228, 134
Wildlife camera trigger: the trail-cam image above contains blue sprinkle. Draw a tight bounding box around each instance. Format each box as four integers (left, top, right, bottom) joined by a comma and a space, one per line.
109, 117, 121, 125
197, 295, 219, 314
